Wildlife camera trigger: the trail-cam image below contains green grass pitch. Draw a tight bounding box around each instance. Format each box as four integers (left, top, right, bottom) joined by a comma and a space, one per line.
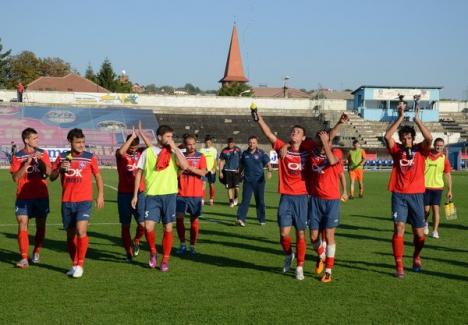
0, 170, 467, 324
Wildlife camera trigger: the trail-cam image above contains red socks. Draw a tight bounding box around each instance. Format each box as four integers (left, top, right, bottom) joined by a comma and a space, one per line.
392, 234, 404, 270
280, 236, 292, 255
325, 244, 336, 273
162, 231, 173, 263
296, 233, 306, 267
33, 226, 45, 255
67, 234, 78, 265
176, 218, 186, 243
77, 236, 89, 267
209, 186, 215, 200
18, 230, 29, 259
121, 225, 132, 255
133, 224, 145, 243
190, 218, 199, 246
413, 234, 426, 259
145, 230, 157, 255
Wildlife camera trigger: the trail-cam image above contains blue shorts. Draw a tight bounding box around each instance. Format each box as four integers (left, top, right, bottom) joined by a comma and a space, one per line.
62, 201, 92, 230
277, 194, 308, 231
308, 196, 340, 230
15, 198, 49, 218
118, 192, 145, 224
391, 192, 425, 228
176, 197, 202, 217
202, 172, 216, 184
145, 194, 176, 224
424, 189, 443, 206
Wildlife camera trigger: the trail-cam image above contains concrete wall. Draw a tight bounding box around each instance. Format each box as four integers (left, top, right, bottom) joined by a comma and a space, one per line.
0, 90, 347, 115
439, 100, 468, 113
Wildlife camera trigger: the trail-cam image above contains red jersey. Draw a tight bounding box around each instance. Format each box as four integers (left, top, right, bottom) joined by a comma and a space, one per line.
273, 138, 315, 195
10, 148, 51, 200
178, 151, 207, 197
308, 148, 343, 200
116, 148, 145, 193
53, 151, 99, 202
388, 142, 429, 194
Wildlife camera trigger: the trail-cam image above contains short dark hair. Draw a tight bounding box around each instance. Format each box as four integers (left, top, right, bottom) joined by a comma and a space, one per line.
227, 137, 234, 143
248, 135, 258, 141
434, 137, 444, 145
398, 125, 416, 139
126, 134, 140, 146
157, 125, 173, 137
21, 128, 37, 143
67, 128, 85, 142
352, 139, 359, 145
291, 125, 306, 137
204, 135, 214, 142
184, 134, 197, 143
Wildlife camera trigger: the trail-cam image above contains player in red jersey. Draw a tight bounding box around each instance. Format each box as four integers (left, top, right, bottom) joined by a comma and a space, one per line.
175, 134, 207, 256
255, 111, 316, 280
116, 125, 152, 262
50, 128, 104, 278
384, 103, 432, 278
307, 131, 348, 283
10, 128, 51, 268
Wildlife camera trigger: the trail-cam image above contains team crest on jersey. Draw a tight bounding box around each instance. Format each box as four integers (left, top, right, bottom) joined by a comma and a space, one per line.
310, 151, 329, 174
79, 161, 87, 169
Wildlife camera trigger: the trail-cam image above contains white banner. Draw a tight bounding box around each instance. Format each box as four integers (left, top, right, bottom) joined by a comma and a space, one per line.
269, 150, 278, 165
44, 148, 69, 162
373, 89, 430, 101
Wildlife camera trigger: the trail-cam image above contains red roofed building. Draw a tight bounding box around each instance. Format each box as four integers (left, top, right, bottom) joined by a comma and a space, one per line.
252, 87, 310, 99
27, 73, 109, 92
219, 25, 249, 87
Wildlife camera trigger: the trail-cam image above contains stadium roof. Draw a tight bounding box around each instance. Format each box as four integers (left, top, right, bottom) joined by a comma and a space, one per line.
352, 85, 443, 94
27, 73, 109, 93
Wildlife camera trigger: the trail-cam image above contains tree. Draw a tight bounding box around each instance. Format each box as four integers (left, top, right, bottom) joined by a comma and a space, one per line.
6, 51, 42, 88
144, 83, 158, 94
96, 58, 117, 92
39, 57, 71, 77
217, 82, 252, 96
85, 63, 97, 83
0, 38, 12, 88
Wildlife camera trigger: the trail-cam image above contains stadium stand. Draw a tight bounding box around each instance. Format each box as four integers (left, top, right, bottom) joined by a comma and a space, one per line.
440, 112, 468, 141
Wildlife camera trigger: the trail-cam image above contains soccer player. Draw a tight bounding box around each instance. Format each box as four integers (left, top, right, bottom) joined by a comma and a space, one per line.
10, 128, 51, 268
347, 140, 367, 199
175, 134, 207, 256
132, 125, 188, 272
219, 137, 242, 208
423, 138, 452, 239
384, 104, 432, 278
308, 131, 348, 283
199, 135, 218, 206
116, 125, 152, 262
256, 112, 312, 280
236, 135, 272, 227
50, 128, 104, 278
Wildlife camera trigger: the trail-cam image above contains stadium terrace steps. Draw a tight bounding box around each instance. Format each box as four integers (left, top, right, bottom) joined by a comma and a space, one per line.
321, 111, 387, 148
439, 112, 468, 140
152, 107, 315, 117
155, 114, 323, 144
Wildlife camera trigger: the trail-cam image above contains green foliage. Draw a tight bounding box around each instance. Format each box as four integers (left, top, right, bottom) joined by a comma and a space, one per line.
0, 170, 467, 323
218, 82, 252, 96
0, 38, 12, 88
96, 58, 117, 92
85, 63, 97, 83
39, 57, 71, 77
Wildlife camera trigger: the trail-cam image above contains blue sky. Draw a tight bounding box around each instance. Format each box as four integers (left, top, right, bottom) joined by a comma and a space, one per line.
2, 0, 467, 98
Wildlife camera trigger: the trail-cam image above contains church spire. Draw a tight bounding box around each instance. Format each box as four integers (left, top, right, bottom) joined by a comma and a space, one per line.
219, 25, 248, 86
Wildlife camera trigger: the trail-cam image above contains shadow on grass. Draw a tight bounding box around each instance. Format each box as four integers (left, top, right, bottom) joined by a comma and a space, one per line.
339, 223, 391, 233
0, 247, 69, 273
200, 228, 278, 245
184, 250, 282, 275
376, 252, 468, 269
349, 214, 388, 221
